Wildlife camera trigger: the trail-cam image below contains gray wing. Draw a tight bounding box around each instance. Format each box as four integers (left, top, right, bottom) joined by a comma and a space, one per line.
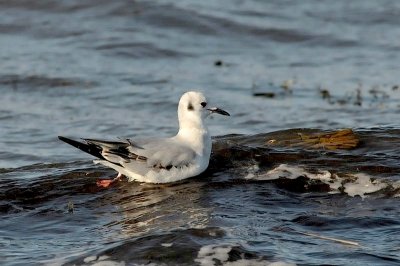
83, 138, 146, 162
128, 138, 197, 168
84, 137, 196, 173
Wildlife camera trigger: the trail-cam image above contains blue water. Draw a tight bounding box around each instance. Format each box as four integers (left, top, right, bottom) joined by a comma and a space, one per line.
1, 1, 400, 265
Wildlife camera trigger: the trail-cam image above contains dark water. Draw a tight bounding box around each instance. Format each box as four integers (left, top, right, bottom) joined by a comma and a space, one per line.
1, 1, 400, 265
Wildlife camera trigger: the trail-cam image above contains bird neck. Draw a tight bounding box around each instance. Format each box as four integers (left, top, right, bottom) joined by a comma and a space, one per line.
177, 126, 211, 156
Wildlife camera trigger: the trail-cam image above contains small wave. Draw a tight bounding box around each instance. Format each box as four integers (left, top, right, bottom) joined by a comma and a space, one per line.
95, 41, 189, 58
65, 227, 226, 265
245, 164, 390, 198
0, 74, 98, 90
196, 243, 296, 266
64, 227, 295, 266
122, 1, 319, 44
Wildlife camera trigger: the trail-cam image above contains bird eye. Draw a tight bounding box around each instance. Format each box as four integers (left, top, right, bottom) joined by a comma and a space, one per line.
201, 102, 207, 107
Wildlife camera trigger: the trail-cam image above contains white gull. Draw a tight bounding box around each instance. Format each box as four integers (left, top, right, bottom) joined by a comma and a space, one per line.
59, 91, 230, 186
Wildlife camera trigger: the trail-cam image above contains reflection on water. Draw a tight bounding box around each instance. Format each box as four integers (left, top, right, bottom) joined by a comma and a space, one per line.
110, 181, 212, 238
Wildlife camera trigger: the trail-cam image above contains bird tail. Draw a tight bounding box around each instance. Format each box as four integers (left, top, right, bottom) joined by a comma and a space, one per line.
58, 136, 104, 160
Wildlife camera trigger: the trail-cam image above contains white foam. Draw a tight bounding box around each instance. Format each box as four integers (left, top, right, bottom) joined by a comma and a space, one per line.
244, 164, 260, 179
269, 263, 297, 266
81, 255, 125, 266
91, 261, 125, 266
44, 253, 124, 266
246, 164, 387, 198
195, 244, 296, 266
196, 244, 231, 265
83, 256, 97, 263
393, 181, 400, 197
344, 173, 386, 198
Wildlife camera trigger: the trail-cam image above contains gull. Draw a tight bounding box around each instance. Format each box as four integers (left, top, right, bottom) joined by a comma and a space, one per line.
59, 91, 230, 186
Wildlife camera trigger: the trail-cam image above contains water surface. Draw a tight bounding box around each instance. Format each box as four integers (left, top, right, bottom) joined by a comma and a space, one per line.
1, 1, 400, 265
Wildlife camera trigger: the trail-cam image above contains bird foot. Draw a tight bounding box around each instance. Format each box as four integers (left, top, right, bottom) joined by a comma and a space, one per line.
96, 173, 122, 188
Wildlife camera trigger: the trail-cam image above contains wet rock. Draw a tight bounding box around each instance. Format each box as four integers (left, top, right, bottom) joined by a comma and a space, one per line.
265, 128, 360, 150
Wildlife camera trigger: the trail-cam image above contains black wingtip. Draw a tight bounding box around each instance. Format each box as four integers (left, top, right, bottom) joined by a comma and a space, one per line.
58, 136, 82, 147
58, 135, 104, 160
58, 136, 68, 142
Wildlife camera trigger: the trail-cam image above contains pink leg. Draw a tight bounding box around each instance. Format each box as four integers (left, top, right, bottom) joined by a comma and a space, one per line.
97, 173, 123, 188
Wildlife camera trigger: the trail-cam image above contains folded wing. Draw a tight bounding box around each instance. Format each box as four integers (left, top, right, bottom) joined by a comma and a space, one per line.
59, 136, 196, 176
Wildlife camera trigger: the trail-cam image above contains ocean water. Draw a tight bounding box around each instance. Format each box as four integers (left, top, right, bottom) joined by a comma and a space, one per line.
1, 0, 400, 265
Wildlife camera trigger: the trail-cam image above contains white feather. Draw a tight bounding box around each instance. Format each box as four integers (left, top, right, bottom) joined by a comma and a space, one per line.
92, 91, 228, 183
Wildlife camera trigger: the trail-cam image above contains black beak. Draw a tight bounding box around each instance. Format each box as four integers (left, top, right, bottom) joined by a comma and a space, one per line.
207, 107, 230, 116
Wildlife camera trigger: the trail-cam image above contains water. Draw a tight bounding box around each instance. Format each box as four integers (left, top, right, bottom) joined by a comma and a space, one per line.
1, 0, 400, 265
